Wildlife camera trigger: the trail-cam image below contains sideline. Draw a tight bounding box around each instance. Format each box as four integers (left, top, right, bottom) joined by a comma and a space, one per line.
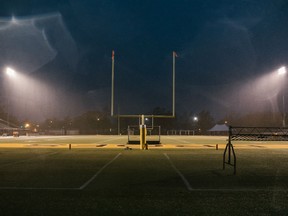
79, 152, 122, 190
163, 153, 193, 191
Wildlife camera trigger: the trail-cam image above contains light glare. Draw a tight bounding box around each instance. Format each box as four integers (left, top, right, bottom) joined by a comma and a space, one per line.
277, 66, 286, 75
6, 67, 16, 77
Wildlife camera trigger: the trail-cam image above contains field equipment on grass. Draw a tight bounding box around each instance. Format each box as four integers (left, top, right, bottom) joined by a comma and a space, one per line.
128, 124, 161, 145
223, 126, 288, 175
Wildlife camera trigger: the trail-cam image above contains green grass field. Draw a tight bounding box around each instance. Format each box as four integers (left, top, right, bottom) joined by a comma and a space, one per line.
0, 135, 288, 215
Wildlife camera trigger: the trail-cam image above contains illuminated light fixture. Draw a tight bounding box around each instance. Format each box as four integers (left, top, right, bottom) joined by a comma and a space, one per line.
11, 15, 17, 23
277, 66, 286, 76
5, 67, 16, 78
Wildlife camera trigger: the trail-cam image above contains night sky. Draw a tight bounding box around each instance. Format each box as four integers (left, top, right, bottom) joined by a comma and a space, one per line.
1, 0, 288, 121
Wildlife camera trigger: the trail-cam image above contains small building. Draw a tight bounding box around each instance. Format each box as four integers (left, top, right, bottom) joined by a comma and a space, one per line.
0, 120, 22, 136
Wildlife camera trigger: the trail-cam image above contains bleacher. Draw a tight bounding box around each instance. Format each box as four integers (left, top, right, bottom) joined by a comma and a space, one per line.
0, 119, 19, 136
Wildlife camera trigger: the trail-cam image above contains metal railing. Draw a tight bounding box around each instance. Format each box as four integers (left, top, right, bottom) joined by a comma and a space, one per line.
223, 126, 288, 175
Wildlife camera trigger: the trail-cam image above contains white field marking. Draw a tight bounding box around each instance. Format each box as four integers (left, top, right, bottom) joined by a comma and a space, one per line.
69, 136, 126, 146
164, 136, 190, 144
101, 136, 127, 144
6, 136, 66, 141
79, 152, 122, 190
163, 153, 193, 191
0, 151, 60, 168
0, 152, 122, 191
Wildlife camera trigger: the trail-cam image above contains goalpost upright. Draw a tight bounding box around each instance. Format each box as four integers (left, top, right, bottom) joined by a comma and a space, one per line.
172, 51, 176, 117
110, 50, 177, 149
111, 50, 115, 117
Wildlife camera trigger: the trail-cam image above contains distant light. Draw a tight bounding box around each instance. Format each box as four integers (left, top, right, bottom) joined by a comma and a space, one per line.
277, 66, 286, 76
11, 15, 17, 23
5, 67, 16, 78
25, 123, 30, 128
193, 117, 198, 122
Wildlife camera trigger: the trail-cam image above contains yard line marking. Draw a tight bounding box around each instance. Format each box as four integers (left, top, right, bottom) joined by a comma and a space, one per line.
101, 136, 126, 143
164, 136, 190, 144
163, 153, 193, 191
79, 152, 122, 190
0, 151, 60, 168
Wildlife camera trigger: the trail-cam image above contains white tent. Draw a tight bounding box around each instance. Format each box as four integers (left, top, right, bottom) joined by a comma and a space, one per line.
208, 124, 229, 132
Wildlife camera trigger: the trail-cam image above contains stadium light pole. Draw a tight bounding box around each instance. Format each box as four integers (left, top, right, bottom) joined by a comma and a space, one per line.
277, 66, 287, 127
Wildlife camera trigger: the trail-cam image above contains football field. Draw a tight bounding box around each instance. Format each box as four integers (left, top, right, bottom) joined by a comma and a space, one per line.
0, 135, 288, 215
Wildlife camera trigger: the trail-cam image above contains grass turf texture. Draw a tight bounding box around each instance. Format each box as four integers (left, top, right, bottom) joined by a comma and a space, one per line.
0, 146, 287, 215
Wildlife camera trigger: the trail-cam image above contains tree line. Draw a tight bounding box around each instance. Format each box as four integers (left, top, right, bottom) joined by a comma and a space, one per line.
0, 105, 286, 135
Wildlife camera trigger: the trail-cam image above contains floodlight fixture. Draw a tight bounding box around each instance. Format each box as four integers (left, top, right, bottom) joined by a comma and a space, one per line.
277, 66, 286, 76
5, 67, 16, 78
